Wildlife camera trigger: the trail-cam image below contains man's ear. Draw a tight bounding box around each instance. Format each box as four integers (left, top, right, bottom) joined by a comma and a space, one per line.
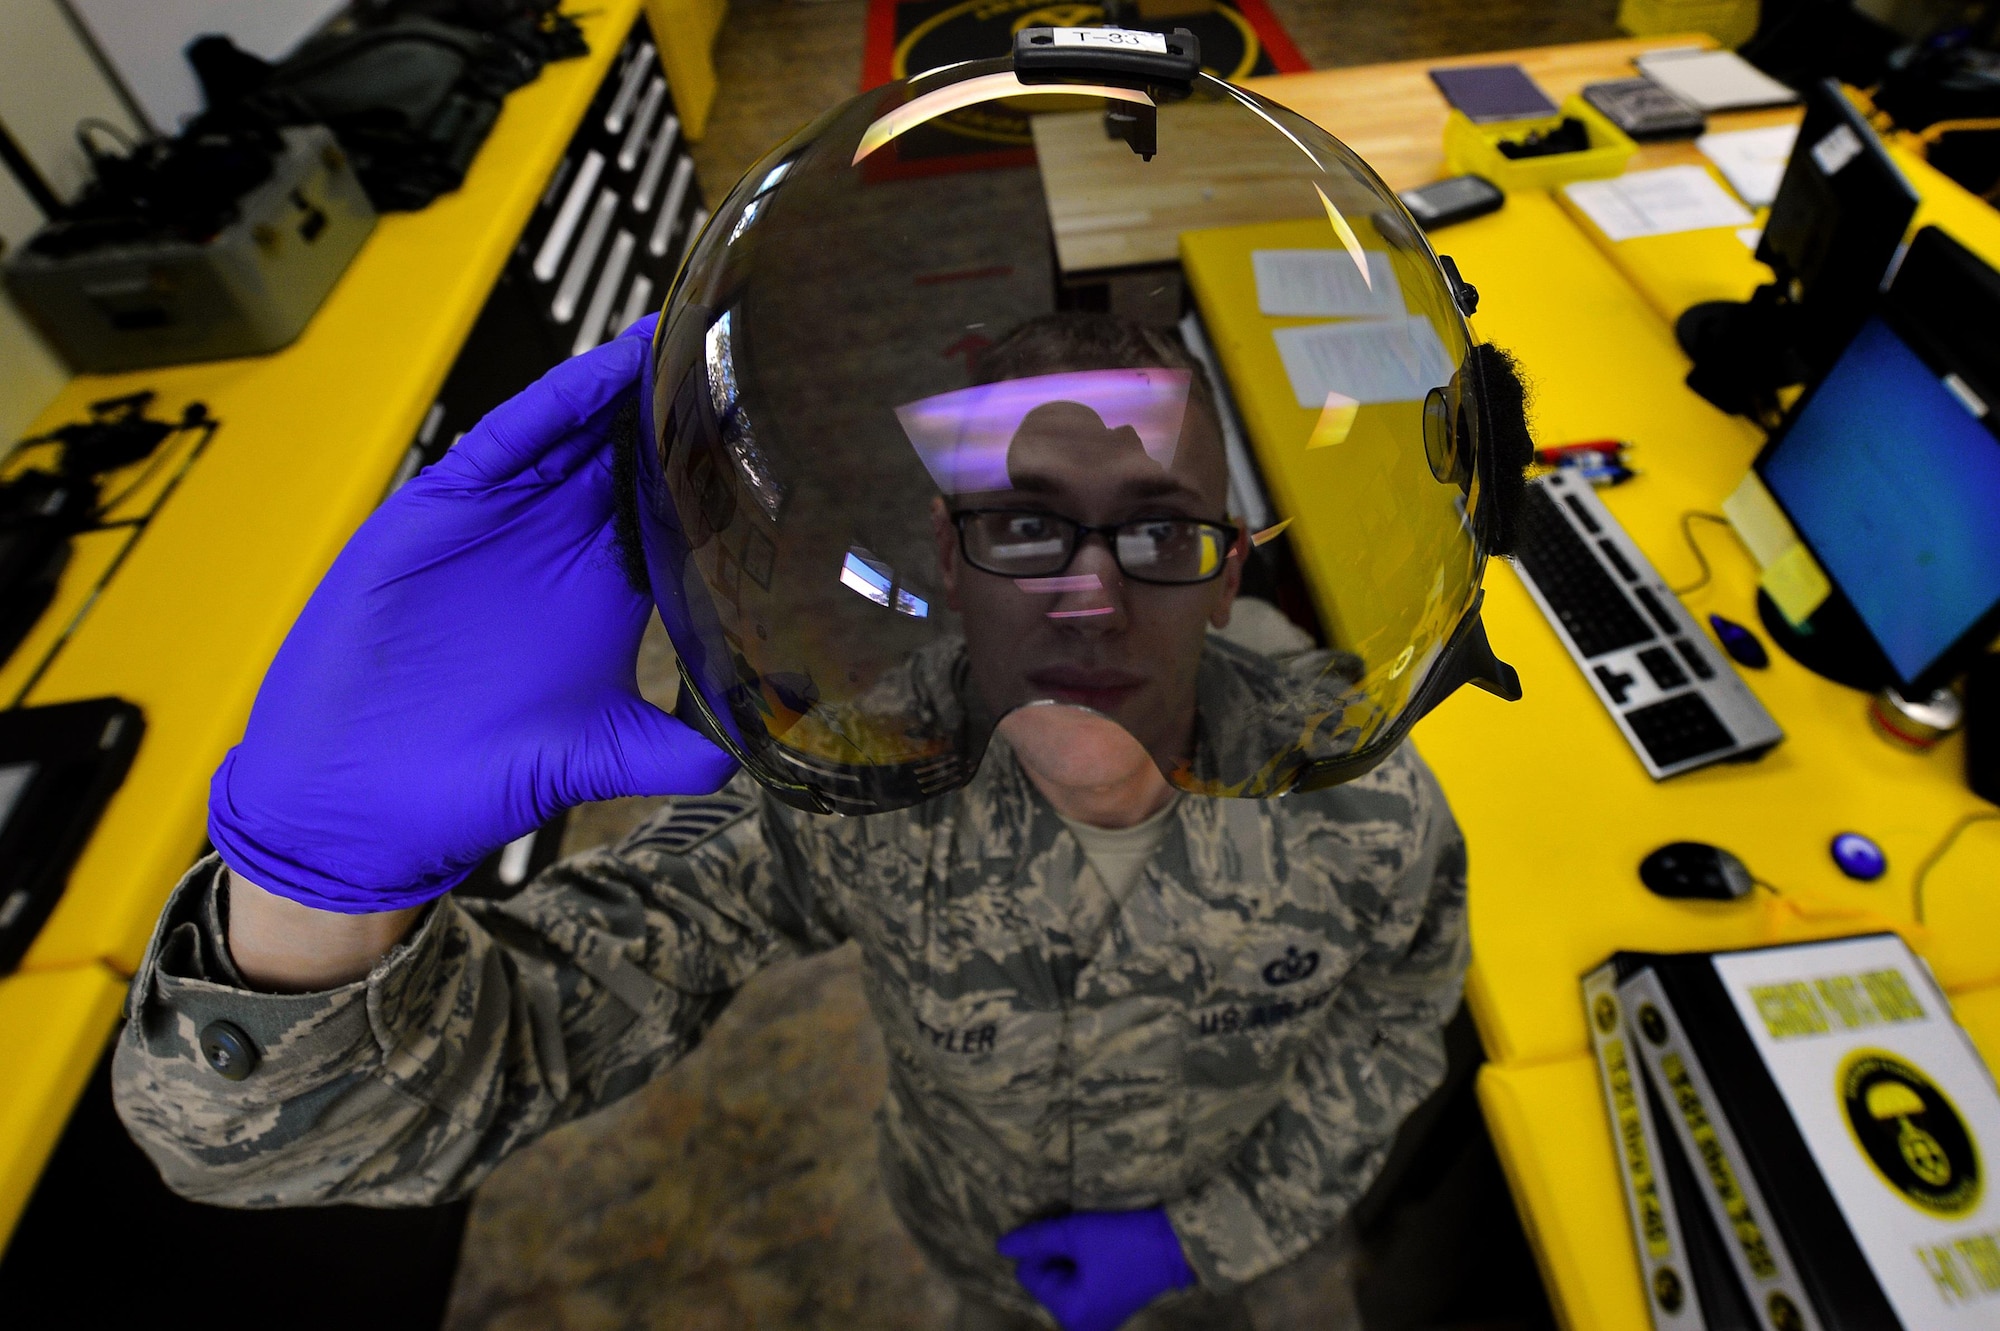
930, 496, 963, 611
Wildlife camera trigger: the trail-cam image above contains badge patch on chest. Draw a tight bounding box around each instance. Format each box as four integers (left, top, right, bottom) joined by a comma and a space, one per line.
1261, 945, 1321, 987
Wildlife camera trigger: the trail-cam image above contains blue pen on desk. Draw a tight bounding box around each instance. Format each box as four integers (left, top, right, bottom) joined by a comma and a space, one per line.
1536, 439, 1636, 487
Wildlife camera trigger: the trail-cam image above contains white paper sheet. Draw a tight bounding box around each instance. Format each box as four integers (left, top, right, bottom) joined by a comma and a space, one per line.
1634, 48, 1799, 112
1698, 123, 1800, 207
1252, 249, 1404, 318
1562, 166, 1756, 242
1272, 316, 1455, 409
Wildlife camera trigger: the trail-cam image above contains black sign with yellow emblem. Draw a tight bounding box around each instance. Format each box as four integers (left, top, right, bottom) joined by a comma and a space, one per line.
1840, 1048, 1983, 1218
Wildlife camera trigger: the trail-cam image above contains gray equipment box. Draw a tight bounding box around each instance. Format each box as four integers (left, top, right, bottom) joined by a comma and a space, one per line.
5, 126, 376, 372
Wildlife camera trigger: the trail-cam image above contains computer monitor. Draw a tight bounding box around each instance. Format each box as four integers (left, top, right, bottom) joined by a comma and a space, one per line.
1677, 79, 1918, 421
1755, 77, 1920, 368
1754, 229, 2000, 693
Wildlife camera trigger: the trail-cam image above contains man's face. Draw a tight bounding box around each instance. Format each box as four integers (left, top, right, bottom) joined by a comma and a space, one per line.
932, 386, 1242, 775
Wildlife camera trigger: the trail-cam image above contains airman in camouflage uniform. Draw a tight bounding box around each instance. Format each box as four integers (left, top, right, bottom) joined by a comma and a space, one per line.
113, 629, 1467, 1325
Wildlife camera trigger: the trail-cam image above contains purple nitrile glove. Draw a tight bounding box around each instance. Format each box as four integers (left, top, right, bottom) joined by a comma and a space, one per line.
997, 1207, 1197, 1331
208, 315, 736, 913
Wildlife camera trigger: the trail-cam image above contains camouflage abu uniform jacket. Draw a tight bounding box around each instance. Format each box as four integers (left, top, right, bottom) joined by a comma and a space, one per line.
113, 648, 1468, 1316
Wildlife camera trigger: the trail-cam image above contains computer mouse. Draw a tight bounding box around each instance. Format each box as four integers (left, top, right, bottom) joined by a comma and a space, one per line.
1708, 614, 1769, 669
1639, 841, 1755, 900
1831, 832, 1887, 881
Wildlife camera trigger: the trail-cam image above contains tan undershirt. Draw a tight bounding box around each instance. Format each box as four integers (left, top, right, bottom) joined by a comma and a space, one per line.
1054, 794, 1180, 957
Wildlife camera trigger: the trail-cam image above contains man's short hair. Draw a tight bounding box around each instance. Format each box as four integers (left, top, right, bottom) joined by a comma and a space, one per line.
972, 313, 1220, 426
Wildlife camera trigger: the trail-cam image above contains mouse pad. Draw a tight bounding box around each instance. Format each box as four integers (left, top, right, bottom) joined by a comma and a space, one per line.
1429, 64, 1559, 123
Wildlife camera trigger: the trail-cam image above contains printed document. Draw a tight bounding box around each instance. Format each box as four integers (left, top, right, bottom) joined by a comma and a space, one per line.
1699, 124, 1800, 207
1563, 165, 1755, 241
1272, 315, 1454, 408
1252, 249, 1404, 318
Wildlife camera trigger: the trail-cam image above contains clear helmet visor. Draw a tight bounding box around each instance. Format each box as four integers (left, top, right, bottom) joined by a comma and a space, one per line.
639, 53, 1503, 813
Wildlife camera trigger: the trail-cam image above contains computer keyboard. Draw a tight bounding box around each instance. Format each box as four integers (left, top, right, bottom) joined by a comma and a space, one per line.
1511, 473, 1783, 779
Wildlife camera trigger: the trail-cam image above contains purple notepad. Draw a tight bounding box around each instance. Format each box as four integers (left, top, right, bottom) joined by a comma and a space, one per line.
1429, 64, 1560, 123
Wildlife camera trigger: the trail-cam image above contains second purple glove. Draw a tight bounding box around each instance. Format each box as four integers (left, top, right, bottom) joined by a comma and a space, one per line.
209, 317, 736, 913
997, 1207, 1196, 1331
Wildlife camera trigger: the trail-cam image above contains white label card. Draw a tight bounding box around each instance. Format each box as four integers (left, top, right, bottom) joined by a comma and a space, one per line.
1050, 27, 1169, 54
1812, 124, 1865, 177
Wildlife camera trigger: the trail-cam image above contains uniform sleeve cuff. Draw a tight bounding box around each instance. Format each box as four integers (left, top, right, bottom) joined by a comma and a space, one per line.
1166, 1177, 1291, 1289
126, 854, 457, 1091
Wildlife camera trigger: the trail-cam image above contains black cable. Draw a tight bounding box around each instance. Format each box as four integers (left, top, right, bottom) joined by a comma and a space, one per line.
1912, 811, 2000, 924
90, 415, 213, 519
1669, 511, 1733, 597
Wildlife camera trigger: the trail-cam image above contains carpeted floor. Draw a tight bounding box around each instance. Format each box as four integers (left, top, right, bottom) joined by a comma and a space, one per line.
442, 4, 1619, 1327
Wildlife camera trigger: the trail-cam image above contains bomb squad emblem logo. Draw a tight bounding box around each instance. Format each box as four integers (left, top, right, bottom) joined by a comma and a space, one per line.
1839, 1048, 1981, 1218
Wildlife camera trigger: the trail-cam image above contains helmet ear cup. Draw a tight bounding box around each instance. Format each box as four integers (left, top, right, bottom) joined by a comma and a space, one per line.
1422, 384, 1466, 488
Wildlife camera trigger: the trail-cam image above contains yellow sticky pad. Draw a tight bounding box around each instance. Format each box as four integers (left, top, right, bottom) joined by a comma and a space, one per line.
1306, 391, 1360, 449
1760, 542, 1832, 626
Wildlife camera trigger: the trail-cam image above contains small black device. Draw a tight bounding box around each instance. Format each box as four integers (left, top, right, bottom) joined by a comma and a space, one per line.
1429, 64, 1559, 123
1639, 841, 1754, 901
3, 394, 213, 669
0, 472, 96, 666
1398, 175, 1504, 230
1750, 227, 2000, 695
1581, 78, 1705, 140
1676, 79, 1919, 422
1495, 118, 1589, 160
0, 698, 145, 974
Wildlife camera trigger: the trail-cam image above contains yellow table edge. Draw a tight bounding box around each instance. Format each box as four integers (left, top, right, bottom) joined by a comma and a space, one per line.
0, 0, 652, 1257
13, 0, 648, 976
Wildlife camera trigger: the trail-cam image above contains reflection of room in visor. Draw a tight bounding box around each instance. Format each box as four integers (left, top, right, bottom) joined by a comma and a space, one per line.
840, 547, 930, 618
893, 368, 1191, 494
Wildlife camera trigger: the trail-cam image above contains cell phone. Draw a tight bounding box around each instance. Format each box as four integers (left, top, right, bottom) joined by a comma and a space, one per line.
1398, 175, 1504, 230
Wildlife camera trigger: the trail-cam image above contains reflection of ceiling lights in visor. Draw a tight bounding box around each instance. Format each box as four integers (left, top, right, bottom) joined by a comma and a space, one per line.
852, 72, 1154, 165
894, 369, 1190, 494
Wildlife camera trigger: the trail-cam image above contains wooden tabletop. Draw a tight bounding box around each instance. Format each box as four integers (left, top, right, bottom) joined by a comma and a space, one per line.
1035, 34, 1800, 274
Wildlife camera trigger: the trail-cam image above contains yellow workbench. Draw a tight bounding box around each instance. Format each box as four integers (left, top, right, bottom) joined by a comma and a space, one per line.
1182, 51, 2000, 1329
1565, 131, 2000, 325
0, 0, 654, 1254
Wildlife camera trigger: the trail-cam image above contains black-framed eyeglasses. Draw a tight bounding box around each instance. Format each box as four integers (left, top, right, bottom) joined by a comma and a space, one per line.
952, 509, 1241, 585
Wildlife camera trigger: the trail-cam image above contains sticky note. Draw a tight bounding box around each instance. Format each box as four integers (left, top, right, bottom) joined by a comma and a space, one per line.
1721, 471, 1799, 568
1761, 543, 1832, 625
